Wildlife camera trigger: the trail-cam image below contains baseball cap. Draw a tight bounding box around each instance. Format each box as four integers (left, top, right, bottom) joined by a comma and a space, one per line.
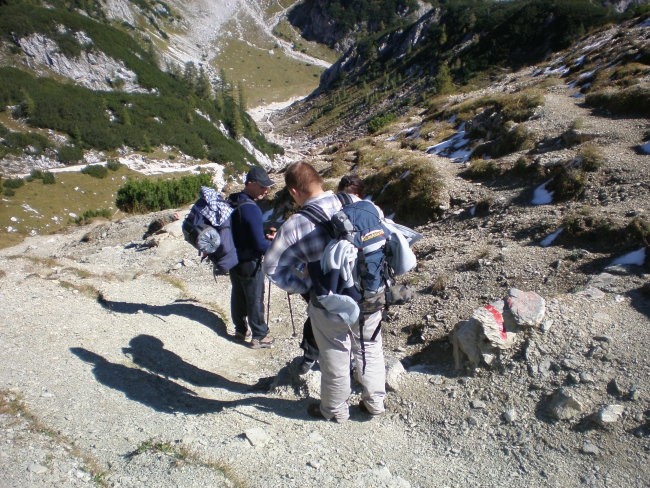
245, 166, 274, 187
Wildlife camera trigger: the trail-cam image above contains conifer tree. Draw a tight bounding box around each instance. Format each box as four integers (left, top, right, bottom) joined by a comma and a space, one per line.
196, 66, 211, 100
183, 61, 197, 90
434, 62, 453, 95
237, 80, 247, 111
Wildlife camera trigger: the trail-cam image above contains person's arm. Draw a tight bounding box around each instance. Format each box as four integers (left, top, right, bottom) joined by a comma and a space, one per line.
262, 217, 311, 294
239, 203, 270, 254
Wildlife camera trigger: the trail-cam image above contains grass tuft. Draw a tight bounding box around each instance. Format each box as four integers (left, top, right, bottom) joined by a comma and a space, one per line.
577, 144, 605, 172
126, 438, 247, 488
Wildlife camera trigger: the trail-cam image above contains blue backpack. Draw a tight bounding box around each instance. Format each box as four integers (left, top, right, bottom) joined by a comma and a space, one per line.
182, 186, 253, 275
300, 193, 391, 314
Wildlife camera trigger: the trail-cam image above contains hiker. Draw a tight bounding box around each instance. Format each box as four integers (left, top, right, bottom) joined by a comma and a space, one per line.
297, 174, 367, 374
228, 167, 276, 349
337, 174, 366, 199
263, 162, 386, 421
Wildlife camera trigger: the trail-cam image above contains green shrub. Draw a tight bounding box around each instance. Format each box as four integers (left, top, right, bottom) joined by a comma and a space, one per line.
72, 208, 112, 225
81, 164, 108, 179
25, 169, 55, 184
42, 171, 55, 184
57, 144, 84, 164
509, 156, 542, 178
3, 177, 25, 189
115, 173, 212, 213
547, 166, 586, 201
368, 112, 397, 134
0, 128, 50, 157
27, 169, 44, 182
106, 159, 122, 171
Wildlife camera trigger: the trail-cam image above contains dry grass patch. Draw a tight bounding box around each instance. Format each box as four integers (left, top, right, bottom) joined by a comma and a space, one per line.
155, 273, 187, 293
427, 88, 544, 124
585, 85, 650, 117
577, 144, 605, 172
363, 153, 445, 225
7, 254, 58, 270
461, 159, 503, 181
546, 166, 587, 202
127, 438, 246, 488
57, 280, 102, 299
560, 213, 649, 253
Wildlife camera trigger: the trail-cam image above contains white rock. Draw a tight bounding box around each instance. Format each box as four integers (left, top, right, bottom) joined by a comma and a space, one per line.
244, 427, 271, 447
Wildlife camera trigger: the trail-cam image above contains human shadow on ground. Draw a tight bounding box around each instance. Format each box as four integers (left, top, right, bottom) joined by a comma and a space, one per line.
122, 334, 269, 393
629, 285, 650, 319
70, 347, 304, 419
97, 294, 233, 341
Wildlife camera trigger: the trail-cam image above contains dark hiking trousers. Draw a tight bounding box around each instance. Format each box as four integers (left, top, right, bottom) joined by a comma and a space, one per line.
229, 258, 269, 340
300, 317, 319, 362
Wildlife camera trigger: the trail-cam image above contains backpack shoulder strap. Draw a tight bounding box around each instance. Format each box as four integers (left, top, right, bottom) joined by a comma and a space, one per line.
299, 203, 330, 226
300, 192, 353, 224
336, 192, 354, 206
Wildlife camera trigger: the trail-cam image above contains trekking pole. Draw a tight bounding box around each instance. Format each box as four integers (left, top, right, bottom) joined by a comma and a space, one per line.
287, 292, 297, 337
266, 278, 272, 325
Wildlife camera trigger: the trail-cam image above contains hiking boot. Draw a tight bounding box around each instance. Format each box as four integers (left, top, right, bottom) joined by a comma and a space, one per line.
250, 335, 274, 349
235, 328, 252, 342
358, 401, 384, 416
298, 357, 316, 375
307, 402, 346, 422
307, 402, 325, 419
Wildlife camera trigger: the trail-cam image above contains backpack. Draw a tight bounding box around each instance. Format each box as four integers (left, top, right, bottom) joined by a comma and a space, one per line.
300, 193, 416, 316
182, 186, 252, 275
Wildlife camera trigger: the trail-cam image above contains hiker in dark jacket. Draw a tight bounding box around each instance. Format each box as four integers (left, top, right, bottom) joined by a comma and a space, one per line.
228, 166, 276, 349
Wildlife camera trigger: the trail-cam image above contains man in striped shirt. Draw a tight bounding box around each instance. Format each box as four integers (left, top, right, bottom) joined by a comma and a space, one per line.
263, 162, 386, 422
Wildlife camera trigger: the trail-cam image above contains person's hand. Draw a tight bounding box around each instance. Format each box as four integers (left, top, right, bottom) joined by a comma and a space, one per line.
265, 226, 277, 240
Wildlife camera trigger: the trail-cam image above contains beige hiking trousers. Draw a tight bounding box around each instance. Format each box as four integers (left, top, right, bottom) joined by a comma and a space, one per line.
309, 303, 386, 421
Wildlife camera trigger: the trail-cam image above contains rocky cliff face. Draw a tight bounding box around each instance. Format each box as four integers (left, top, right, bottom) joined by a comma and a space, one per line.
317, 6, 441, 93
288, 0, 432, 53
602, 0, 648, 13
18, 32, 151, 93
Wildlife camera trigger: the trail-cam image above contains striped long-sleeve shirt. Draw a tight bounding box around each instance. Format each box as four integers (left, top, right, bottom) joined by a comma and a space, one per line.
262, 191, 355, 294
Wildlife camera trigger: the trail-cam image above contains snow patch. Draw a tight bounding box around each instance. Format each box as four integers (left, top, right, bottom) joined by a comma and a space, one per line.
610, 247, 646, 267
540, 228, 563, 247
532, 180, 554, 205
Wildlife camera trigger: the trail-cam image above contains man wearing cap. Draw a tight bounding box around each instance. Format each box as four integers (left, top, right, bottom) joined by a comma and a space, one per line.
227, 166, 276, 349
